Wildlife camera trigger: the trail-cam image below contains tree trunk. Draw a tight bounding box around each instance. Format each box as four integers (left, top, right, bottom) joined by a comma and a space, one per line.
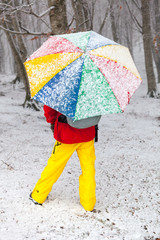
0, 31, 3, 72
109, 0, 119, 42
4, 26, 40, 110
99, 7, 109, 34
12, 0, 27, 62
126, 22, 133, 57
71, 0, 85, 32
48, 0, 67, 35
3, 21, 31, 101
81, 1, 91, 31
141, 0, 158, 97
153, 0, 160, 83
152, 41, 160, 84
1, 0, 41, 110
71, 0, 91, 32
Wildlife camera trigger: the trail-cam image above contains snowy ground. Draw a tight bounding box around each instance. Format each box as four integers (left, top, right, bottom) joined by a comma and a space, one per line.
0, 73, 160, 240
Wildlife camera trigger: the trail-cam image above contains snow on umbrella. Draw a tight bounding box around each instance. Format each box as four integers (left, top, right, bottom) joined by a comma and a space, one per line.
24, 31, 142, 121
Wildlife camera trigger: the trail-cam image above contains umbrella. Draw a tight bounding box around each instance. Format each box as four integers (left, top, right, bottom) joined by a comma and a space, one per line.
24, 31, 142, 121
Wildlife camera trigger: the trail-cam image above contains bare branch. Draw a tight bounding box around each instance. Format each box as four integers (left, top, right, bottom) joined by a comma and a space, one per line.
18, 9, 51, 29
1, 160, 14, 170
0, 3, 14, 10
67, 16, 75, 29
90, 0, 97, 29
99, 7, 109, 34
132, 0, 141, 11
78, 18, 90, 28
125, 0, 142, 33
0, 0, 13, 12
17, 6, 54, 18
0, 2, 34, 15
0, 24, 51, 36
39, 6, 55, 18
0, 2, 53, 32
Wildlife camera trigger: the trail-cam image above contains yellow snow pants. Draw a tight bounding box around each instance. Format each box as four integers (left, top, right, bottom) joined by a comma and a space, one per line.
31, 139, 96, 211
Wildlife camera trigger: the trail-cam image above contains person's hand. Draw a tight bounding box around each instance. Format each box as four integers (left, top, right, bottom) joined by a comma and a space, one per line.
50, 124, 55, 133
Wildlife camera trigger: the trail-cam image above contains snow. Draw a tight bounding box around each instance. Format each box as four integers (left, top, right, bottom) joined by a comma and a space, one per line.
0, 73, 160, 240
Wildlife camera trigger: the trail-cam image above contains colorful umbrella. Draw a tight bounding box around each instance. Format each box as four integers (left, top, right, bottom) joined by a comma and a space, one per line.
24, 31, 142, 121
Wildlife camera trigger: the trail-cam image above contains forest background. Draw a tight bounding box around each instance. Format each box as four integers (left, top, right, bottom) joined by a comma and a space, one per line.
0, 0, 160, 107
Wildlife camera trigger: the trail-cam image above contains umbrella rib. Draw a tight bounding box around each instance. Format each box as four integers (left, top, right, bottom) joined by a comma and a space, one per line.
84, 31, 92, 53
73, 56, 86, 121
88, 44, 117, 53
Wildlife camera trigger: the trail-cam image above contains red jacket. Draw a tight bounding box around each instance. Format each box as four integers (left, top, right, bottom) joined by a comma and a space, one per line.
43, 105, 95, 144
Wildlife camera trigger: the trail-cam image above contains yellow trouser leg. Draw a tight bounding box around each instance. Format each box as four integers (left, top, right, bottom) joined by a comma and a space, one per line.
77, 140, 96, 211
32, 141, 78, 204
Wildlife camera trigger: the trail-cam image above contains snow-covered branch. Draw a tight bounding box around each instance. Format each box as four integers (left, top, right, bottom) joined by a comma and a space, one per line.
0, 24, 51, 36
0, 2, 34, 15
0, 3, 54, 18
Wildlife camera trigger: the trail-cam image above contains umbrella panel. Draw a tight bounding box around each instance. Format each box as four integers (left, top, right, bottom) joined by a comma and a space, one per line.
90, 54, 142, 112
33, 55, 84, 119
24, 52, 82, 98
86, 31, 118, 52
60, 31, 90, 51
59, 31, 118, 53
90, 45, 141, 79
74, 55, 122, 120
27, 36, 83, 62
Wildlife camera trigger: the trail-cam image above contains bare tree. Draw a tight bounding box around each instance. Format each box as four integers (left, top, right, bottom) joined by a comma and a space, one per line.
125, 0, 158, 97
48, 0, 67, 34
0, 30, 3, 72
151, 0, 160, 83
98, 4, 109, 35
1, 0, 31, 107
109, 0, 119, 42
71, 0, 92, 32
0, 0, 53, 109
118, 1, 134, 56
141, 0, 157, 97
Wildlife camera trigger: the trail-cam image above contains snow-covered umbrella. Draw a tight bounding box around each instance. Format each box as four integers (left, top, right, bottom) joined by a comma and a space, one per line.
24, 31, 142, 121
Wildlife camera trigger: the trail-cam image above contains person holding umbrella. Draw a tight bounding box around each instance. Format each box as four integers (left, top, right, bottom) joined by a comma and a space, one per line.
26, 31, 142, 211
30, 105, 97, 212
